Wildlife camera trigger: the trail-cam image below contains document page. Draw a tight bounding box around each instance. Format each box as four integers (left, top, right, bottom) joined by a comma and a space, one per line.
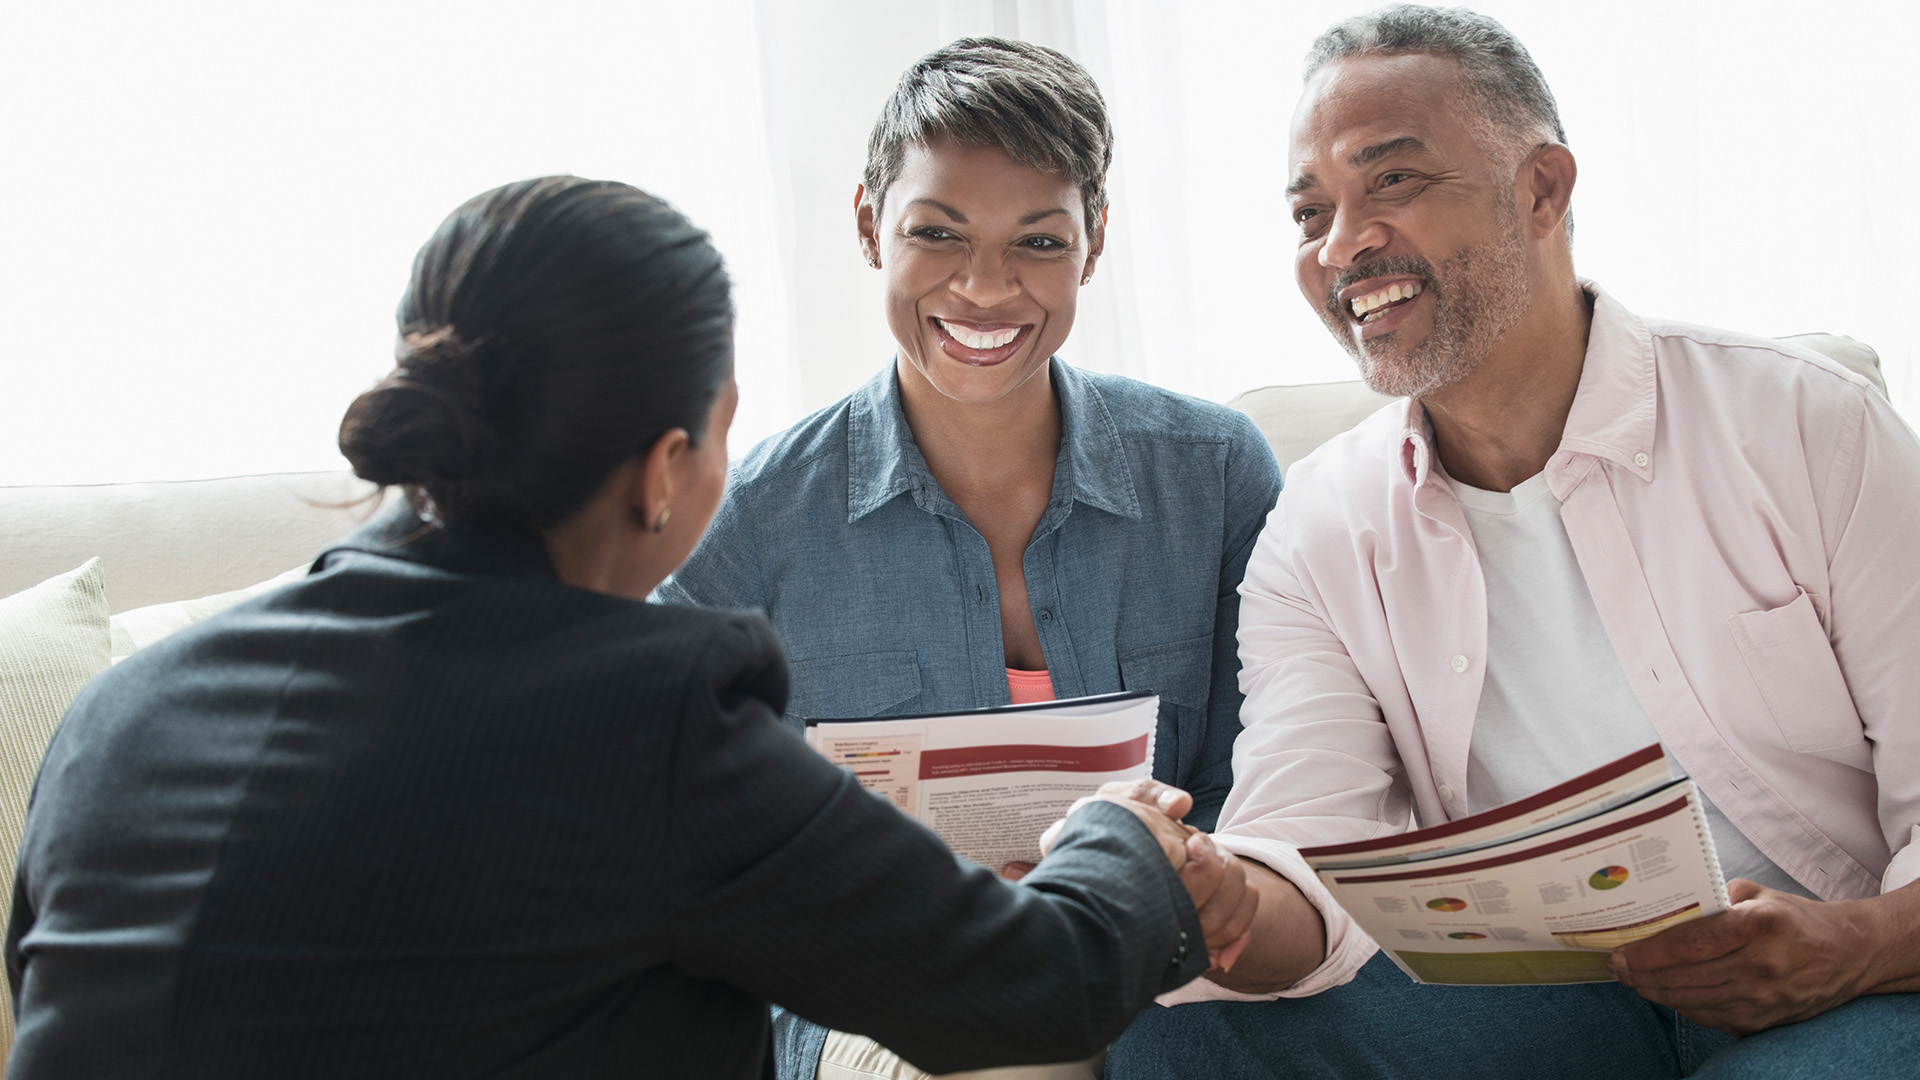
1300, 745, 1729, 986
806, 692, 1158, 871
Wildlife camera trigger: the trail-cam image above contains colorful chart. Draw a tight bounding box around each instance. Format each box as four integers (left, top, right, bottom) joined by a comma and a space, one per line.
1426, 897, 1468, 912
1447, 932, 1488, 940
1589, 865, 1631, 890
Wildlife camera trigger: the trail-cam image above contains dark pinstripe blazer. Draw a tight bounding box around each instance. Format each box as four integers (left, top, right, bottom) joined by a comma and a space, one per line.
6, 509, 1204, 1078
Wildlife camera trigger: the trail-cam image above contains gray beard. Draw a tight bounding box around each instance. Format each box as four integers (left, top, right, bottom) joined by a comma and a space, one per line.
1322, 212, 1531, 400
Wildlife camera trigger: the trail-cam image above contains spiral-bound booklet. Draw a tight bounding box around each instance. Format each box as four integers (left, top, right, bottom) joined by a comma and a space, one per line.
1299, 743, 1729, 986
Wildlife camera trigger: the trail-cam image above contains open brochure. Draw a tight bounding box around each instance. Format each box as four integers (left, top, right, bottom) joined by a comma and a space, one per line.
1298, 744, 1729, 986
805, 692, 1157, 872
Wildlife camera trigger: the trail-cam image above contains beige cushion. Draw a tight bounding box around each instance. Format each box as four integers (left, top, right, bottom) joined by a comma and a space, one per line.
819, 1029, 1101, 1079
1780, 332, 1887, 396
0, 558, 113, 1056
109, 565, 307, 661
1227, 380, 1395, 475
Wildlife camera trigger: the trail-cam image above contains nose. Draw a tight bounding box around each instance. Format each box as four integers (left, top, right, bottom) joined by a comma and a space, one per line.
1318, 208, 1389, 270
950, 249, 1020, 309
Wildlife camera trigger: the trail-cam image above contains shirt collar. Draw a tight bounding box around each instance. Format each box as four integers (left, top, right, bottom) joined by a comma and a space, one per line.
844, 358, 1141, 523
1556, 280, 1659, 482
1396, 280, 1659, 487
320, 502, 561, 580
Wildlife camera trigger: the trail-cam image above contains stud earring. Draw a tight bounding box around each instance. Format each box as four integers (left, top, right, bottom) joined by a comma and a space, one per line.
652, 508, 671, 534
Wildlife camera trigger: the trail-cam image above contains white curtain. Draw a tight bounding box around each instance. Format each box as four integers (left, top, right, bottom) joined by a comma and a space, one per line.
759, 0, 1920, 421
0, 0, 794, 484
3, 0, 1913, 485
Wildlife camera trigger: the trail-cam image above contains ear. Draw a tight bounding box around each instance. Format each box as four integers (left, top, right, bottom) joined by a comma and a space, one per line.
631, 427, 692, 531
1081, 203, 1111, 285
855, 183, 881, 268
1521, 144, 1577, 239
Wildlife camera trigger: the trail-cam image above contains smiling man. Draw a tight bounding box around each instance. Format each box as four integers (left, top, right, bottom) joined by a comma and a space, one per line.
1107, 6, 1920, 1079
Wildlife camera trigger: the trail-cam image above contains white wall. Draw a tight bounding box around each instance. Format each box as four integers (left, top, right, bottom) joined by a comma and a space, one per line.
3, 0, 1913, 485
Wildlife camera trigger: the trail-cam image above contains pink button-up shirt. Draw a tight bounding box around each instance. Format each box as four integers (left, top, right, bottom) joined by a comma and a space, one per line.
1199, 284, 1920, 999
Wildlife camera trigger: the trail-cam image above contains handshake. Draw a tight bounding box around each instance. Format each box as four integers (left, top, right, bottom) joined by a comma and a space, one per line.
1034, 779, 1259, 976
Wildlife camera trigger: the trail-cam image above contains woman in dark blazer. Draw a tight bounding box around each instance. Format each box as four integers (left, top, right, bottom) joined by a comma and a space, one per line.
3, 177, 1250, 1078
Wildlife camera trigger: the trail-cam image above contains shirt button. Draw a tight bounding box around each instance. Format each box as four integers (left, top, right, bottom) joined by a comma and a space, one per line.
1439, 783, 1455, 803
1633, 451, 1649, 468
1450, 654, 1468, 673
1037, 609, 1053, 623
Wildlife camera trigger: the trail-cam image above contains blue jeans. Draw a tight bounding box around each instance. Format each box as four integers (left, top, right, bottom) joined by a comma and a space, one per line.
1107, 953, 1920, 1079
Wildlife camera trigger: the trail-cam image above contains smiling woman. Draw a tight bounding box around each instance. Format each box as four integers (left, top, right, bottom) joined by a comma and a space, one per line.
865, 136, 1092, 432
656, 36, 1282, 1080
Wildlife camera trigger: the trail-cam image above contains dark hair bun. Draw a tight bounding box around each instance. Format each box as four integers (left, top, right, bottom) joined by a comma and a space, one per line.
338, 331, 497, 512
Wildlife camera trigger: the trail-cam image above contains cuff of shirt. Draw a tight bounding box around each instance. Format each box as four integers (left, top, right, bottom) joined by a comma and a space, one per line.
1152, 833, 1377, 1006
1884, 826, 1920, 893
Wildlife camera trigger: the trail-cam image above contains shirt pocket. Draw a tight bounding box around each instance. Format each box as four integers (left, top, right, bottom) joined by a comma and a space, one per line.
1727, 589, 1871, 770
785, 650, 922, 721
1119, 635, 1214, 780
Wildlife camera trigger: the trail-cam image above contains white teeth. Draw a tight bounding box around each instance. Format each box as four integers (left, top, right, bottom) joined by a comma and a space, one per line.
938, 318, 1021, 349
1349, 280, 1423, 319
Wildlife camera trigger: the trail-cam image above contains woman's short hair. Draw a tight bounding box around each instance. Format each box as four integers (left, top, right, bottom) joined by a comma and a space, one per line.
338, 176, 733, 530
863, 37, 1112, 234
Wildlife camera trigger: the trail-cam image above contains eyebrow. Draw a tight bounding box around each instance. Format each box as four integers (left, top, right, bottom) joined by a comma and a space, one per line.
1019, 207, 1070, 225
909, 199, 967, 223
905, 200, 1072, 227
1351, 135, 1429, 168
1286, 136, 1434, 197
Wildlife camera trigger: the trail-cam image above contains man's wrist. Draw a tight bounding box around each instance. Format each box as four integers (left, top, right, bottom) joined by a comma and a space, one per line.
1853, 881, 1920, 995
1202, 856, 1327, 995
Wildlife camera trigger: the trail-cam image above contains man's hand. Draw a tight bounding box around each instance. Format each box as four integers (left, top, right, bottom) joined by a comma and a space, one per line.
1204, 856, 1328, 995
1037, 779, 1257, 968
1609, 878, 1897, 1034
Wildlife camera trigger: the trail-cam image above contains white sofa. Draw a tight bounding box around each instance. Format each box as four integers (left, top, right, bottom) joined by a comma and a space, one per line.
0, 336, 1886, 1058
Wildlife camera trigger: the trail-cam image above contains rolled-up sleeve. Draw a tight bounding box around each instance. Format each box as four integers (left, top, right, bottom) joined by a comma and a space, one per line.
1164, 495, 1416, 999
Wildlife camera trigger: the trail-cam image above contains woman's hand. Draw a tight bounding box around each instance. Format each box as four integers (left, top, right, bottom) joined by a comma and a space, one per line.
1037, 779, 1258, 970
1039, 778, 1196, 868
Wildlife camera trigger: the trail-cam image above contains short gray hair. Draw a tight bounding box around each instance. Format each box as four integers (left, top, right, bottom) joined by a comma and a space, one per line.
1305, 5, 1567, 163
864, 37, 1112, 234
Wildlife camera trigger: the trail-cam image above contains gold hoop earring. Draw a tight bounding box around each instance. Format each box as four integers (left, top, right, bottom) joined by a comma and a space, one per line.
652, 508, 671, 534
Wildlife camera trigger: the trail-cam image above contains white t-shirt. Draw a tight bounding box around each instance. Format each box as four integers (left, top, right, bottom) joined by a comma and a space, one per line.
1449, 471, 1809, 897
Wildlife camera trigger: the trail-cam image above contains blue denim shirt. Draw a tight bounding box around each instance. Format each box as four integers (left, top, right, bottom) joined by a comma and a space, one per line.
657, 358, 1279, 1078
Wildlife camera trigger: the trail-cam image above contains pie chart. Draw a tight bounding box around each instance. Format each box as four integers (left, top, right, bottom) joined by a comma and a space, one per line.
1447, 932, 1488, 940
1426, 897, 1468, 912
1589, 865, 1630, 890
